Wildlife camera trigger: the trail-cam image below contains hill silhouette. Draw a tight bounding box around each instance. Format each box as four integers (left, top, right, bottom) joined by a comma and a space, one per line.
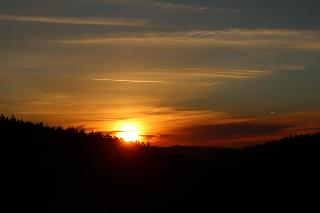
1, 115, 319, 212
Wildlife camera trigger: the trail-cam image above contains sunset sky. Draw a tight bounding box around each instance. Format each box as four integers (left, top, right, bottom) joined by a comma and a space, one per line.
1, 0, 320, 147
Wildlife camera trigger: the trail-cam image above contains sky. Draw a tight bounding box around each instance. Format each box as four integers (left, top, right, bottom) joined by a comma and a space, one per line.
0, 0, 320, 147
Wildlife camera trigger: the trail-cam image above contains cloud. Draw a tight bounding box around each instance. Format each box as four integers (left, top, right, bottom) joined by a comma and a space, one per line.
91, 78, 170, 84
88, 67, 271, 89
157, 121, 288, 147
155, 111, 320, 147
139, 67, 271, 80
91, 77, 221, 87
174, 68, 271, 79
157, 121, 291, 147
0, 14, 148, 26
57, 28, 320, 50
89, 68, 269, 87
87, 0, 207, 11
272, 65, 306, 71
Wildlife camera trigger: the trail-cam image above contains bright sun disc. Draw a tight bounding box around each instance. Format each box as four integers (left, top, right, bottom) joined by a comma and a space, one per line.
117, 125, 140, 142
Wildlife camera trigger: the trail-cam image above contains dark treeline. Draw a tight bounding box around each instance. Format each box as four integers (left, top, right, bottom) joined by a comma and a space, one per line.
1, 115, 319, 212
0, 114, 121, 145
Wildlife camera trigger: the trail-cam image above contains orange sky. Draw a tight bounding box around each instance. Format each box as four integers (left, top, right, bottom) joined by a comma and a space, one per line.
1, 0, 320, 147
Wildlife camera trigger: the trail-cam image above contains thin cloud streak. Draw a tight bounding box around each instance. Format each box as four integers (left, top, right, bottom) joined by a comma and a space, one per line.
150, 68, 271, 79
91, 78, 170, 84
90, 77, 220, 86
89, 68, 271, 89
0, 14, 148, 26
88, 0, 208, 11
58, 29, 320, 50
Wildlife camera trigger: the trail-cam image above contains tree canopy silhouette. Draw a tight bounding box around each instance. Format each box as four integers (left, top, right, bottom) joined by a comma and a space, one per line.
1, 115, 319, 213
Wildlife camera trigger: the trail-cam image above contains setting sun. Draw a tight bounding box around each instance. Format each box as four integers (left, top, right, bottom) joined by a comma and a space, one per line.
117, 124, 140, 142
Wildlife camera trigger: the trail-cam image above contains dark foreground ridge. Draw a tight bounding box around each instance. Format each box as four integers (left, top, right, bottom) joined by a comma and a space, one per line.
1, 115, 319, 212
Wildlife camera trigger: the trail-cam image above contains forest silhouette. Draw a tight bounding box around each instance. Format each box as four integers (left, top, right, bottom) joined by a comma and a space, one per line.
1, 115, 319, 212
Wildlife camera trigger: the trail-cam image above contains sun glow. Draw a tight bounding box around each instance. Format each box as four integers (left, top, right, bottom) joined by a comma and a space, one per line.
117, 124, 140, 142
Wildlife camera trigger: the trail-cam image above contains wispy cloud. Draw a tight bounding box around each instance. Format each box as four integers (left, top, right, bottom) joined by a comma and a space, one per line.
58, 28, 320, 50
156, 111, 320, 147
145, 68, 271, 80
177, 68, 271, 79
92, 77, 223, 87
90, 68, 271, 88
91, 78, 170, 84
0, 14, 148, 26
88, 0, 208, 11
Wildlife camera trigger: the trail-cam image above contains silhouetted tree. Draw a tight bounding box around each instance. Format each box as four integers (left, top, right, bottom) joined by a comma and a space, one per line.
1, 114, 319, 213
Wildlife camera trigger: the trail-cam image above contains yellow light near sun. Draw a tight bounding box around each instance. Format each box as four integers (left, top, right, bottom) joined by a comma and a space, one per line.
112, 120, 145, 142
116, 123, 141, 142
113, 120, 143, 142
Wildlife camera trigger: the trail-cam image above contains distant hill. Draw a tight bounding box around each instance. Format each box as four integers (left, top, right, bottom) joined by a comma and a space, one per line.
1, 115, 319, 213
